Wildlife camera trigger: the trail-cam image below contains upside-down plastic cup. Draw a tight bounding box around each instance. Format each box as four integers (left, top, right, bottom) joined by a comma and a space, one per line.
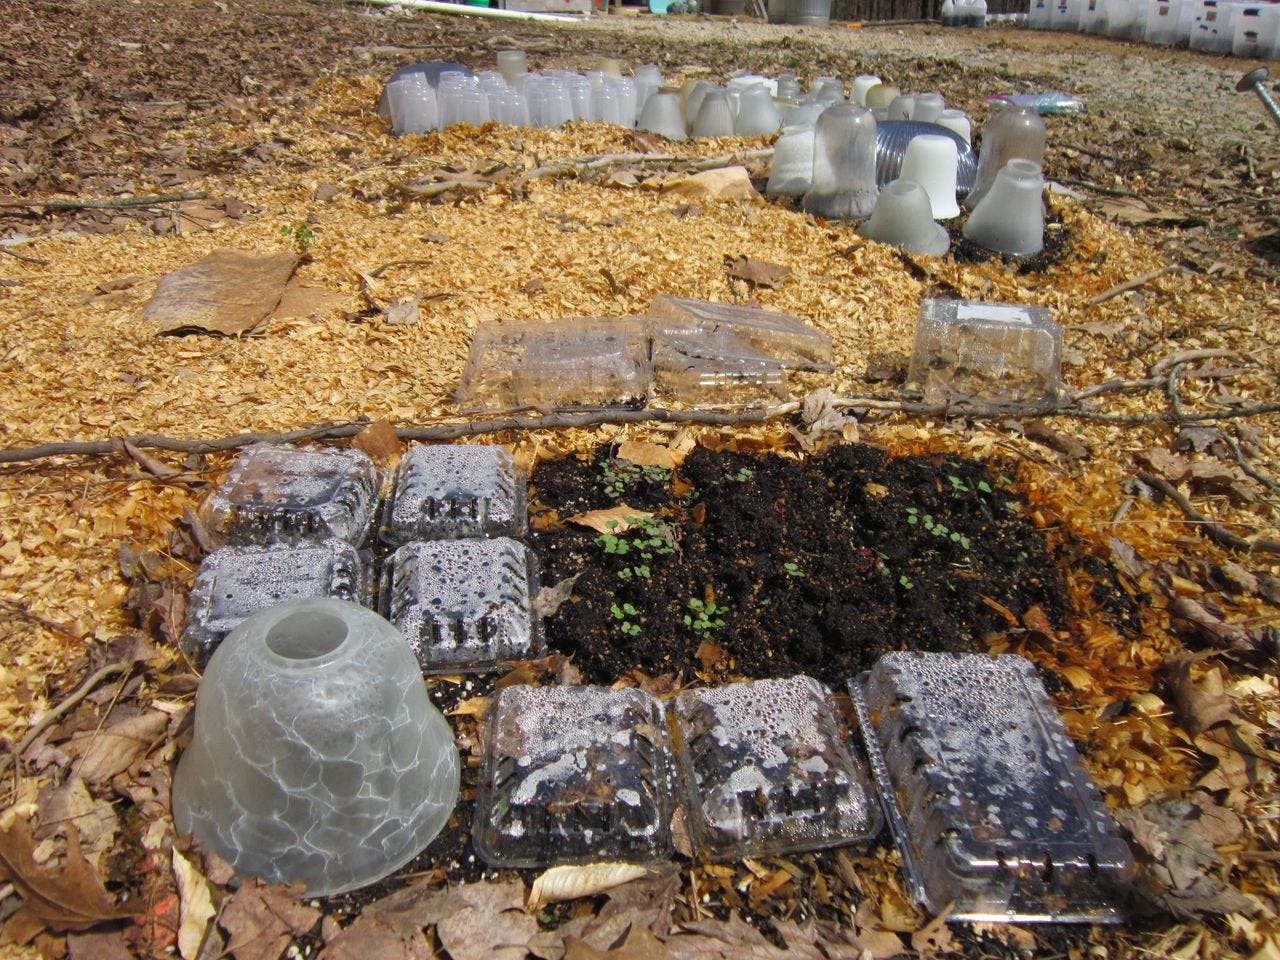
808, 76, 845, 104
693, 91, 736, 138
803, 104, 879, 221
496, 50, 527, 85
962, 158, 1046, 256
887, 94, 915, 121
851, 74, 882, 106
936, 108, 972, 144
734, 83, 782, 136
912, 92, 945, 123
858, 179, 951, 256
766, 123, 817, 197
864, 83, 901, 109
898, 134, 962, 219
965, 104, 1046, 210
637, 92, 688, 140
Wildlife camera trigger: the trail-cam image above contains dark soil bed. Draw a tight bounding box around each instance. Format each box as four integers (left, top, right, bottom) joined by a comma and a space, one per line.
531, 441, 1065, 686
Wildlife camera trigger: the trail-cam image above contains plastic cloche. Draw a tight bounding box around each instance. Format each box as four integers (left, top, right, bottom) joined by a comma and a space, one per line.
172, 598, 460, 897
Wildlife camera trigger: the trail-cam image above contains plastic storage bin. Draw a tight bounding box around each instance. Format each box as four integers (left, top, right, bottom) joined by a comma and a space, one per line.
1081, 0, 1110, 32
381, 537, 541, 674
850, 653, 1135, 922
904, 299, 1063, 407
381, 444, 527, 544
1232, 4, 1280, 56
172, 598, 460, 896
669, 676, 881, 860
1190, 0, 1237, 51
456, 317, 651, 412
473, 685, 676, 867
647, 295, 834, 366
181, 541, 366, 666
1143, 0, 1184, 42
1029, 0, 1054, 26
199, 443, 381, 548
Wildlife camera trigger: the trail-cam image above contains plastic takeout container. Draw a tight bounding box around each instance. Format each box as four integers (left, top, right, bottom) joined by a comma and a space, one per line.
669, 676, 881, 860
199, 443, 381, 548
849, 652, 1135, 923
381, 537, 542, 674
381, 444, 527, 544
474, 685, 676, 868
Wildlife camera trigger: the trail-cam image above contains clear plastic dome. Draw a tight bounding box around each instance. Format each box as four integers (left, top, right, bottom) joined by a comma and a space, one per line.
172, 598, 459, 896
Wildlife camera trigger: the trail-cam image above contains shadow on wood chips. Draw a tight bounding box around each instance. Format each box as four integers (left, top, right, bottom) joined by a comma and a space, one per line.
531, 443, 1069, 686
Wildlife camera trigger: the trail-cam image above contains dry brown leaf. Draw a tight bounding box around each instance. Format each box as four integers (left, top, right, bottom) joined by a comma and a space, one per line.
1024, 421, 1090, 461
661, 167, 759, 201
1021, 605, 1053, 634
269, 279, 347, 321
567, 506, 654, 534
66, 710, 168, 784
0, 815, 135, 933
172, 850, 216, 960
1165, 656, 1236, 736
448, 695, 491, 719
528, 863, 652, 909
909, 911, 955, 958
221, 880, 319, 960
724, 255, 791, 289
436, 881, 536, 960
1136, 448, 1189, 481
67, 930, 134, 960
35, 778, 118, 871
1167, 597, 1252, 650
318, 883, 438, 960
617, 440, 678, 470
878, 886, 921, 933
351, 419, 404, 467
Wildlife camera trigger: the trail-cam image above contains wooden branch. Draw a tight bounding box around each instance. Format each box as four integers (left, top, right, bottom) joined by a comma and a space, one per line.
1151, 348, 1236, 377
1138, 472, 1280, 557
523, 147, 774, 182
1225, 434, 1280, 493
0, 662, 132, 777
1087, 265, 1175, 304
0, 246, 49, 266
0, 191, 209, 211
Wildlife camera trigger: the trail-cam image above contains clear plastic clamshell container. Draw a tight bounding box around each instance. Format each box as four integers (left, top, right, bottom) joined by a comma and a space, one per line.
647, 295, 834, 367
650, 335, 792, 408
381, 444, 527, 544
456, 317, 651, 412
181, 541, 367, 666
473, 685, 675, 868
669, 676, 881, 860
200, 443, 381, 547
849, 652, 1135, 923
905, 299, 1063, 408
380, 537, 541, 675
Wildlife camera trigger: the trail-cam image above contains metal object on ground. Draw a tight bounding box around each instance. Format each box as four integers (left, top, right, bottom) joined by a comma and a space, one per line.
1238, 66, 1280, 131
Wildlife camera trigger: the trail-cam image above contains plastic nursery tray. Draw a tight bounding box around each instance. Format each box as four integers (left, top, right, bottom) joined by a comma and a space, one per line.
380, 537, 541, 674
181, 541, 367, 666
455, 317, 651, 413
381, 444, 527, 544
904, 299, 1063, 407
474, 684, 675, 868
849, 652, 1135, 923
669, 676, 881, 860
199, 443, 381, 547
646, 294, 834, 368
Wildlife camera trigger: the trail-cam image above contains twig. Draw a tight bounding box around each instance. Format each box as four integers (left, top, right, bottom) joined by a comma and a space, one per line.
523, 148, 774, 181
1151, 349, 1236, 377
1053, 176, 1159, 209
0, 662, 132, 777
1137, 472, 1280, 557
0, 247, 49, 266
1166, 362, 1187, 421
0, 191, 208, 211
1225, 434, 1280, 493
368, 258, 434, 279
1087, 265, 1175, 304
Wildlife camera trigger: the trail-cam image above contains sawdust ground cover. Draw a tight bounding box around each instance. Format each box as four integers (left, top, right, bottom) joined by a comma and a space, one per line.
0, 1, 1278, 958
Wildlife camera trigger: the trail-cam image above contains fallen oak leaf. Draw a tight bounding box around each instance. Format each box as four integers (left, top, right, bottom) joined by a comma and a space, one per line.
534, 573, 582, 618
436, 881, 536, 960
0, 814, 137, 933
220, 880, 319, 960
1163, 656, 1236, 736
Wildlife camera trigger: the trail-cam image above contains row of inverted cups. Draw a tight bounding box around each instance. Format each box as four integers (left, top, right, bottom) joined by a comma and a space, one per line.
791, 100, 1047, 257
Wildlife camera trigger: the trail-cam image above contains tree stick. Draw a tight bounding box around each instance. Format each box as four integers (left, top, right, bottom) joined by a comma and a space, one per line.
0, 662, 131, 777
1138, 472, 1280, 557
0, 191, 209, 211
1087, 265, 1175, 304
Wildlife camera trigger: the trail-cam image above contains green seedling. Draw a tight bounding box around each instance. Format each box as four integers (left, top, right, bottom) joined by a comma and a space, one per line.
280, 221, 315, 252
684, 597, 726, 633
783, 561, 805, 578
611, 602, 642, 636
599, 460, 670, 499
